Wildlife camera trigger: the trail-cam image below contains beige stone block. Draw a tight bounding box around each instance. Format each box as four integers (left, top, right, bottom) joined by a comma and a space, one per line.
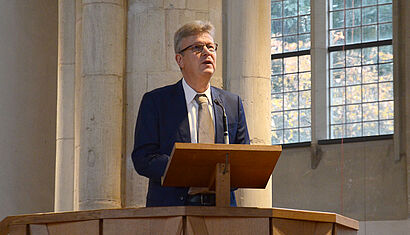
128, 0, 163, 9
239, 76, 271, 145
358, 219, 410, 235
124, 158, 149, 207
165, 9, 199, 71
311, 0, 327, 48
74, 0, 83, 211
125, 72, 147, 145
77, 75, 123, 210
57, 64, 75, 139
147, 71, 182, 91
80, 76, 123, 137
187, 0, 208, 11
126, 71, 148, 116
78, 199, 121, 210
225, 0, 270, 78
125, 71, 147, 154
124, 71, 149, 207
59, 0, 76, 64
236, 177, 272, 208
211, 64, 223, 89
210, 75, 223, 89
194, 11, 209, 21
83, 0, 124, 6
82, 3, 125, 76
74, 3, 83, 213
76, 0, 83, 22
56, 0, 76, 214
164, 0, 186, 9
127, 8, 166, 73
55, 138, 75, 211
209, 0, 223, 86
75, 0, 83, 69
209, 0, 222, 31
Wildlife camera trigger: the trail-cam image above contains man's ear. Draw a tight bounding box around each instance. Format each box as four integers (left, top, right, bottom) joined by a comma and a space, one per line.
175, 54, 184, 69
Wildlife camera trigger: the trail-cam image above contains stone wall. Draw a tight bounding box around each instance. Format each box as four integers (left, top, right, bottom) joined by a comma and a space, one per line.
0, 0, 58, 220
273, 139, 407, 221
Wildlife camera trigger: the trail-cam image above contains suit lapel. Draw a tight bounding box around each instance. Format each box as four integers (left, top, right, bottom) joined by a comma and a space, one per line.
211, 87, 224, 144
173, 80, 191, 143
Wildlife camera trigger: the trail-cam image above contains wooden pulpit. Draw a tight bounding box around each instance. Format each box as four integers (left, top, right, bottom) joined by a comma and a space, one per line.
0, 207, 359, 235
0, 143, 359, 234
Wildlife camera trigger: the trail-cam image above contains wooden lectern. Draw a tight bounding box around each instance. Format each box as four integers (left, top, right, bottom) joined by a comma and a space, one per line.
0, 143, 359, 234
162, 143, 282, 207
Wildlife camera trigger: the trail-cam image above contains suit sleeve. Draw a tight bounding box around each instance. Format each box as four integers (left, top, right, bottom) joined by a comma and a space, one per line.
235, 96, 250, 144
131, 93, 169, 181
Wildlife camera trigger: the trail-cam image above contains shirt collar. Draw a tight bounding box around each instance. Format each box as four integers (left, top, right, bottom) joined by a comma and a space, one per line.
182, 78, 212, 106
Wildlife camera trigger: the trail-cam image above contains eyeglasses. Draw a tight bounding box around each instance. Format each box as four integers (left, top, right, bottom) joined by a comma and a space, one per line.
178, 43, 218, 54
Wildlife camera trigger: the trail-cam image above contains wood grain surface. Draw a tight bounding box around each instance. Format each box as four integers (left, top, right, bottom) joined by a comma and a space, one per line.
162, 143, 282, 188
0, 206, 358, 235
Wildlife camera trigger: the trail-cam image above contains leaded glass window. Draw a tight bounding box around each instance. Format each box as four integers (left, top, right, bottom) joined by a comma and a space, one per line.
271, 0, 311, 144
328, 0, 393, 138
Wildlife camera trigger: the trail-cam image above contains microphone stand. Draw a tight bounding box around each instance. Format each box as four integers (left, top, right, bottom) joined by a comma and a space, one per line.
214, 99, 229, 144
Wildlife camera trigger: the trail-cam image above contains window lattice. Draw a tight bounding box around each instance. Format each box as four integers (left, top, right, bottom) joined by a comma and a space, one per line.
271, 0, 311, 144
328, 0, 393, 138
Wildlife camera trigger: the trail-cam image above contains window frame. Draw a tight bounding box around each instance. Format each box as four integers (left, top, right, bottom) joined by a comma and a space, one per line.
271, 0, 394, 146
327, 0, 394, 139
270, 0, 313, 145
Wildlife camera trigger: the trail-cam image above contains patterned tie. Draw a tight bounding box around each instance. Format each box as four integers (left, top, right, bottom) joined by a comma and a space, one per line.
194, 94, 215, 143
188, 94, 215, 195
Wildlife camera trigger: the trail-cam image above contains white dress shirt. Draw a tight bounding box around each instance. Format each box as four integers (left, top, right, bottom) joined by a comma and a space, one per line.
182, 78, 215, 143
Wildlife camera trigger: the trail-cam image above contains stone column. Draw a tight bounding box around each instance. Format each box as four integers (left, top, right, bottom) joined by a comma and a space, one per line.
125, 0, 223, 207
55, 0, 76, 212
73, 0, 83, 210
394, 0, 410, 215
75, 0, 126, 210
224, 0, 272, 207
0, 0, 57, 219
310, 0, 328, 142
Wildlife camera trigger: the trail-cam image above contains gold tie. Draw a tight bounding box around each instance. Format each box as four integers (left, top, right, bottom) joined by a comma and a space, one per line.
195, 94, 215, 143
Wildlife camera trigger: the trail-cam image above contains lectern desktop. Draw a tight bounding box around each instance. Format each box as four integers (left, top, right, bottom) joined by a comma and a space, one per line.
162, 143, 282, 207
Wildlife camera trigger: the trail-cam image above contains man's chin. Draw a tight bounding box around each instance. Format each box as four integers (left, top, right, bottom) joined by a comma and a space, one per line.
201, 68, 215, 75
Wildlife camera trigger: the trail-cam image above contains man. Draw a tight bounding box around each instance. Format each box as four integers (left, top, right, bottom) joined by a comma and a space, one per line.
132, 21, 250, 207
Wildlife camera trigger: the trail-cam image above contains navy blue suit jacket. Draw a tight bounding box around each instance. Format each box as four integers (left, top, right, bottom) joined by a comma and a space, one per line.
132, 79, 250, 207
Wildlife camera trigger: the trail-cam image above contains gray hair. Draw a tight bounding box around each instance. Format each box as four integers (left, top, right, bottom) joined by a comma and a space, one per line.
174, 21, 215, 53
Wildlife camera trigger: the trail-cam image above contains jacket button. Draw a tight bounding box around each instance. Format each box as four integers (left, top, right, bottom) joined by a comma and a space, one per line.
180, 196, 184, 201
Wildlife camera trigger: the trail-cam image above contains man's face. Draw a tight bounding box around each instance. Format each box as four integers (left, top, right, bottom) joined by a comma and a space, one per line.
175, 33, 217, 82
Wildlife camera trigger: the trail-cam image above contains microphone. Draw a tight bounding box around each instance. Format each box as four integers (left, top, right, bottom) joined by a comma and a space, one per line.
214, 99, 229, 144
